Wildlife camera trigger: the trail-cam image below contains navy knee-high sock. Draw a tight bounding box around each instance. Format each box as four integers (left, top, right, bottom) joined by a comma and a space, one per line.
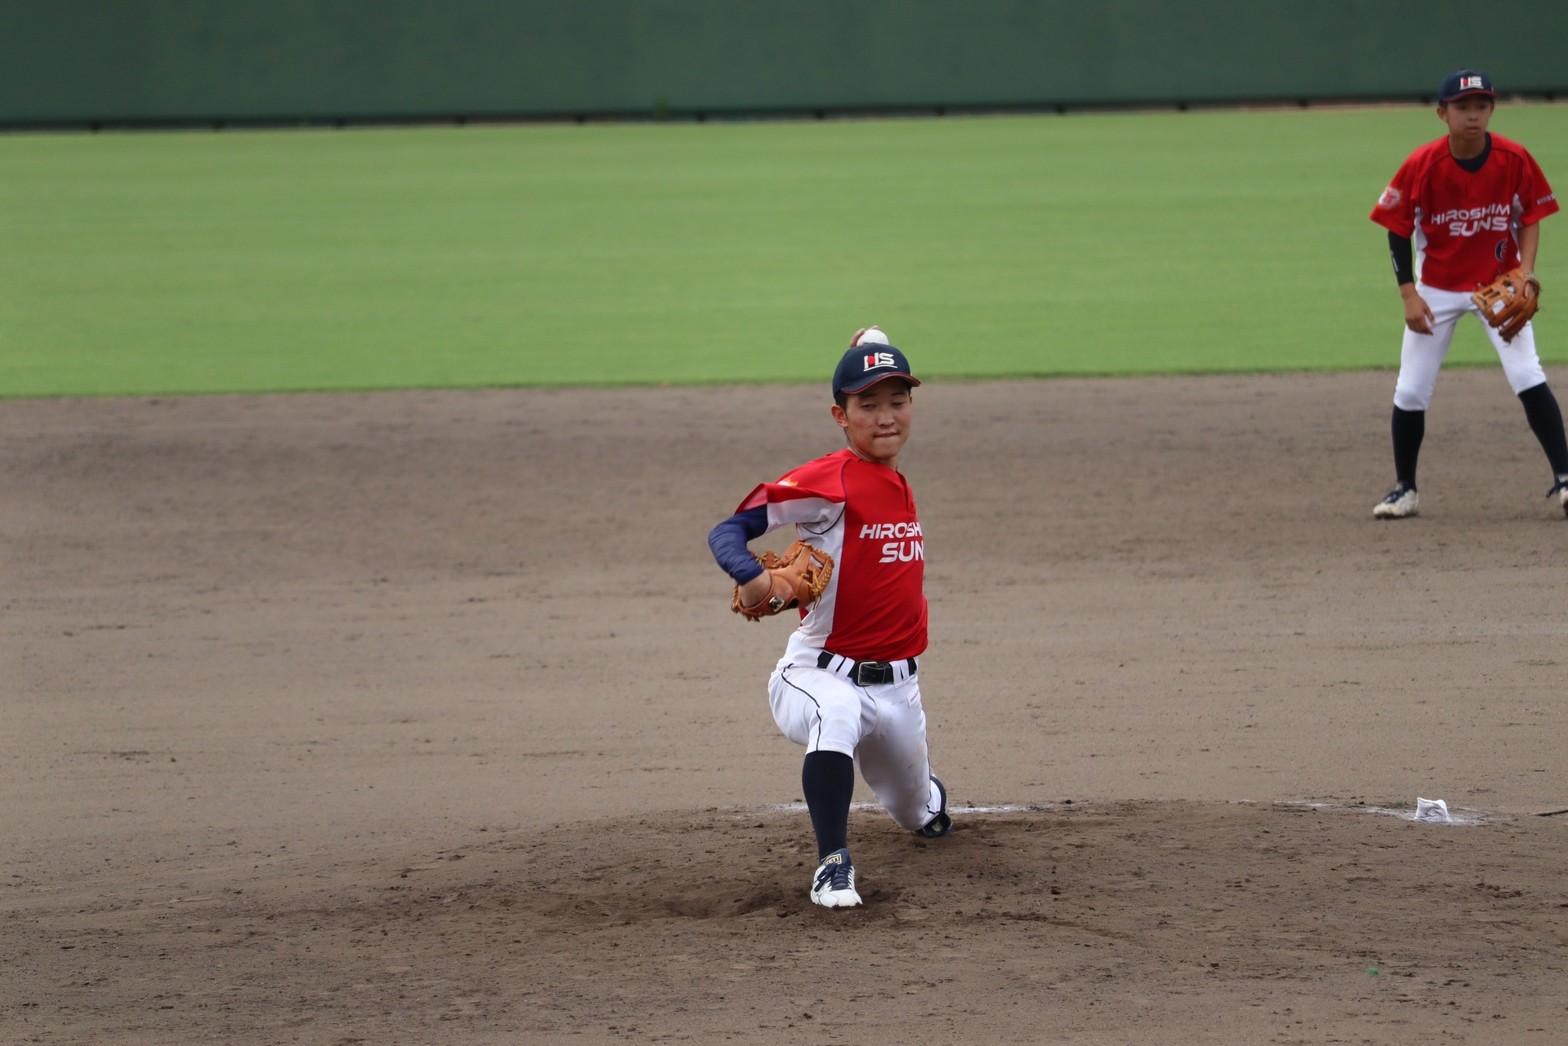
1518, 383, 1568, 477
801, 751, 854, 859
1391, 406, 1425, 488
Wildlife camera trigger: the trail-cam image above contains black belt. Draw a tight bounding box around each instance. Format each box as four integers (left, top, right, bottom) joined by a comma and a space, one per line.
817, 651, 918, 686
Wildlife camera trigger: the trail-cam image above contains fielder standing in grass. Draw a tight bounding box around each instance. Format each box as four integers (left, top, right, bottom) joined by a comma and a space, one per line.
1370, 68, 1568, 519
707, 326, 951, 909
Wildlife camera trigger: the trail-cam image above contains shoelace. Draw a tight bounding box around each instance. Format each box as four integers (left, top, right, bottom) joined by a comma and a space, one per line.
816, 861, 852, 891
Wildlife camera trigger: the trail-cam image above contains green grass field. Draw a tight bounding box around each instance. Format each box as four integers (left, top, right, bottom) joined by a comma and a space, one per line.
4, 104, 1566, 398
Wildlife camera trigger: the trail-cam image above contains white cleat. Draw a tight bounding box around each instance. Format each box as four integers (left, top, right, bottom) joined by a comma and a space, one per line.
1373, 484, 1419, 519
1551, 477, 1568, 518
810, 848, 862, 908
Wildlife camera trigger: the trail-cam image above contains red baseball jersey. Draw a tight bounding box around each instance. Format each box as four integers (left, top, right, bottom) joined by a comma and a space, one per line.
1371, 134, 1558, 292
735, 448, 926, 662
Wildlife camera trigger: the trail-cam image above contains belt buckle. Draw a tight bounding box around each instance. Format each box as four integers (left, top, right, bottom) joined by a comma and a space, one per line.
854, 660, 891, 686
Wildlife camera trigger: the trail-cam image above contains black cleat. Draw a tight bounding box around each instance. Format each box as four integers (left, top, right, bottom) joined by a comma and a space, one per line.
917, 775, 952, 838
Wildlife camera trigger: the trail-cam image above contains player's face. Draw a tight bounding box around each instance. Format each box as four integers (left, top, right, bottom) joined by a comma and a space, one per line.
833, 380, 913, 467
1438, 96, 1494, 149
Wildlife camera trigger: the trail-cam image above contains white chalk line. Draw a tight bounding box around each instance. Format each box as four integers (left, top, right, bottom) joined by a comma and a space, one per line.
745, 799, 1497, 825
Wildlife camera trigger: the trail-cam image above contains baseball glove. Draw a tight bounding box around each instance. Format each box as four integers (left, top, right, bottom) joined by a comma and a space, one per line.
1472, 268, 1541, 343
731, 540, 833, 622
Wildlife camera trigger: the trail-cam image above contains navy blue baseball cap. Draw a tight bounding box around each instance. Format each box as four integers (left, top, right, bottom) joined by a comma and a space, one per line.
1439, 69, 1496, 104
833, 342, 920, 397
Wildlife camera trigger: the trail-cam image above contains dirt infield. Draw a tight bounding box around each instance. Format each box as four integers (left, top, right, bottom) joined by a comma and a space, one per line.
6, 370, 1567, 1044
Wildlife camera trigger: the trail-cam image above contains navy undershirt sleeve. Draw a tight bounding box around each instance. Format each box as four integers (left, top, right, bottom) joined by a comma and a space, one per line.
708, 506, 769, 583
1387, 230, 1415, 286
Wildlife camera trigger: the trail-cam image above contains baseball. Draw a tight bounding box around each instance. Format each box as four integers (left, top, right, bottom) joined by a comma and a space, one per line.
852, 326, 889, 347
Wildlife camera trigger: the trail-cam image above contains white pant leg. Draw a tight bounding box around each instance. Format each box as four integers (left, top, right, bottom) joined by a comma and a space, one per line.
1486, 318, 1548, 394
1394, 284, 1549, 410
853, 674, 941, 832
1392, 285, 1464, 411
768, 660, 939, 831
769, 662, 863, 758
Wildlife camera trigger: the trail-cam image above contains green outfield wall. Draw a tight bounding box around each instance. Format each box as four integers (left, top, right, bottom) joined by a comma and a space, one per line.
4, 0, 1565, 127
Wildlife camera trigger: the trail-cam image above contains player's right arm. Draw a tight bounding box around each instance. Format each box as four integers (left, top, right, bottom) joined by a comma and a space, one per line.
1389, 231, 1435, 334
1373, 149, 1435, 333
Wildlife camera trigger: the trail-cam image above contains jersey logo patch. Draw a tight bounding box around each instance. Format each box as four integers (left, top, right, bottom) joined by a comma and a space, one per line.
1377, 186, 1401, 209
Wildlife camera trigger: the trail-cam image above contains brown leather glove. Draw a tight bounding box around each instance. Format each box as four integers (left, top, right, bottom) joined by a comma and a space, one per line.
731, 541, 834, 621
1472, 267, 1541, 343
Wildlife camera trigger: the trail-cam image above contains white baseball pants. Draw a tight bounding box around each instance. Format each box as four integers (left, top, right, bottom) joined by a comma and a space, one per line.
1393, 283, 1547, 411
767, 632, 942, 832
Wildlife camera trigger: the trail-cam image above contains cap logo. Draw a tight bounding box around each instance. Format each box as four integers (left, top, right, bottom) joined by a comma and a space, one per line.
863, 351, 896, 371
1460, 75, 1484, 91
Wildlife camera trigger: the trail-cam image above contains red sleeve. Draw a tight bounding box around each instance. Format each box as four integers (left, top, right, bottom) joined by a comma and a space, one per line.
734, 451, 850, 530
1370, 148, 1423, 237
1516, 147, 1559, 227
